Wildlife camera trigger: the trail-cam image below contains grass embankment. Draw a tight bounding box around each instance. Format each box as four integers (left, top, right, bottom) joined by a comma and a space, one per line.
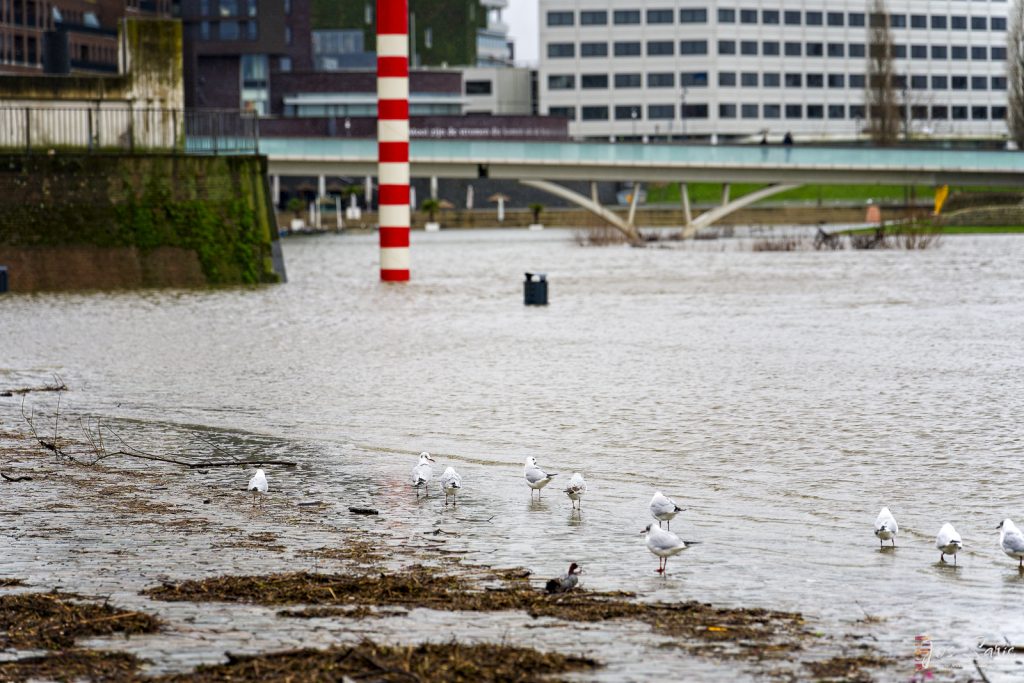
841, 224, 1024, 235
646, 182, 1001, 205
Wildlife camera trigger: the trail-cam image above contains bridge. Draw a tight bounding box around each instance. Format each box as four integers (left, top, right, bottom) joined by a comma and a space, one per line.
260, 137, 1024, 242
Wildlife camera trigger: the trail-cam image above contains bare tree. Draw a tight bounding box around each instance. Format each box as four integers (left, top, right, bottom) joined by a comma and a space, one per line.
865, 0, 900, 145
1008, 0, 1024, 145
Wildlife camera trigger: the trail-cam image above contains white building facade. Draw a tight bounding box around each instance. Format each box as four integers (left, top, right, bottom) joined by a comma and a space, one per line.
538, 1, 1010, 141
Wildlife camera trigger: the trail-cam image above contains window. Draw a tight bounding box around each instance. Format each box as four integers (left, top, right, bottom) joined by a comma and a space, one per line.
827, 43, 844, 57
992, 46, 1007, 60
647, 9, 673, 24
828, 105, 844, 119
971, 76, 987, 90
200, 21, 210, 39
951, 15, 967, 29
465, 80, 492, 95
763, 72, 780, 87
931, 75, 948, 89
284, 0, 290, 15
680, 8, 707, 23
911, 75, 927, 89
547, 11, 573, 26
910, 14, 926, 29
911, 44, 927, 59
807, 105, 824, 119
647, 72, 675, 87
741, 104, 759, 118
680, 40, 707, 55
245, 21, 257, 39
741, 40, 757, 55
547, 74, 574, 90
784, 10, 800, 25
971, 16, 987, 30
581, 74, 608, 89
719, 103, 737, 118
849, 43, 865, 57
971, 46, 987, 60
718, 8, 735, 23
785, 73, 802, 87
581, 106, 609, 120
648, 41, 674, 56
993, 106, 1007, 120
806, 11, 822, 25
972, 106, 988, 119
547, 43, 574, 58
719, 71, 736, 86
648, 104, 675, 119
581, 42, 608, 57
931, 45, 947, 59
740, 8, 758, 23
828, 74, 844, 88
849, 74, 865, 88
890, 14, 906, 28
681, 104, 708, 118
740, 72, 758, 86
931, 15, 947, 29
993, 76, 1007, 89
580, 10, 607, 25
762, 41, 779, 56
951, 45, 967, 60
952, 106, 968, 120
930, 106, 948, 120
827, 12, 843, 26
952, 75, 968, 90
220, 0, 238, 17
785, 104, 802, 118
680, 71, 708, 87
806, 42, 823, 57
893, 45, 906, 58
912, 105, 928, 119
615, 73, 641, 88
614, 106, 640, 120
221, 20, 240, 39
785, 42, 801, 57
718, 40, 736, 55
278, 56, 291, 72
992, 17, 1007, 31
245, 0, 256, 16
613, 10, 640, 24
615, 41, 641, 56
806, 73, 823, 88
762, 10, 779, 24
849, 104, 865, 119
763, 104, 780, 118
848, 12, 865, 27
549, 106, 575, 119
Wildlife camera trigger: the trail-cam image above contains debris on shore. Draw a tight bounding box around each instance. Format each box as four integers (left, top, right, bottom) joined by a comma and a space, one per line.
0, 649, 145, 682
0, 591, 161, 649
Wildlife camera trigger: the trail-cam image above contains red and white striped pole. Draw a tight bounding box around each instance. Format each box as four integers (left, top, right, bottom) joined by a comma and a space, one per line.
376, 0, 410, 281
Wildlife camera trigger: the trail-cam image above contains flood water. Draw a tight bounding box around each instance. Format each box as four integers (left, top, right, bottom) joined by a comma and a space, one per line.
2, 228, 1024, 680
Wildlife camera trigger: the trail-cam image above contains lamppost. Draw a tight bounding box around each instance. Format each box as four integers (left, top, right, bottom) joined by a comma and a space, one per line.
631, 107, 638, 139
680, 87, 689, 140
901, 85, 909, 141
344, 117, 352, 137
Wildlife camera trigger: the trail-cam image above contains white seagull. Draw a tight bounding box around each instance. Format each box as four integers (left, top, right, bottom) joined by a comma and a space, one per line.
524, 456, 557, 499
997, 518, 1024, 569
649, 491, 684, 530
439, 466, 463, 506
874, 507, 898, 548
545, 562, 582, 593
247, 468, 268, 507
564, 472, 587, 510
935, 523, 963, 565
411, 452, 435, 497
641, 523, 696, 575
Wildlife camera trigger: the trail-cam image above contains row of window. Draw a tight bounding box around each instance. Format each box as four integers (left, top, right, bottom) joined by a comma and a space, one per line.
550, 104, 1008, 122
548, 72, 1008, 91
198, 0, 257, 18
547, 9, 1007, 31
548, 40, 1008, 60
199, 20, 258, 41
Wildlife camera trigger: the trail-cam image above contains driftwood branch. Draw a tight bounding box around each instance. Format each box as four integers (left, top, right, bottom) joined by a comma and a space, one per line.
0, 472, 32, 482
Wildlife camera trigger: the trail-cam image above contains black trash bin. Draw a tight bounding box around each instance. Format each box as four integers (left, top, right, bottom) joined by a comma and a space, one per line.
524, 272, 548, 306
0, 266, 7, 294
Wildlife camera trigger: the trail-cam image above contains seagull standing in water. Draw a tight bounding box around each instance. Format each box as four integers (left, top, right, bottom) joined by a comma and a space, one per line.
524, 457, 557, 499
874, 507, 898, 548
641, 523, 696, 575
545, 562, 582, 593
439, 466, 463, 506
935, 523, 963, 565
411, 452, 435, 497
247, 468, 268, 508
997, 519, 1024, 569
649, 491, 683, 530
564, 472, 587, 510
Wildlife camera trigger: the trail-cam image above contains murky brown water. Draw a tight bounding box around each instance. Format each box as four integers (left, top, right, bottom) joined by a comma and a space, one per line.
2, 228, 1024, 680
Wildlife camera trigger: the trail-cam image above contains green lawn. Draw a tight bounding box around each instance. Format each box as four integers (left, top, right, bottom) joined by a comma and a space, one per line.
646, 183, 1015, 205
841, 225, 1024, 235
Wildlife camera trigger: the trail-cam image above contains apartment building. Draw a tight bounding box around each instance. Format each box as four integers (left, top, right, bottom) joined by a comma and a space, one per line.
538, 1, 1010, 141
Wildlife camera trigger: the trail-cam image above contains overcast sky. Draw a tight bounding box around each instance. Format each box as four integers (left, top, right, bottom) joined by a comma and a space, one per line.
505, 1, 539, 66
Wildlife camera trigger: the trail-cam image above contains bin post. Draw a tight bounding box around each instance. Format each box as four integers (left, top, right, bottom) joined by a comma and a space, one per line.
524, 272, 548, 306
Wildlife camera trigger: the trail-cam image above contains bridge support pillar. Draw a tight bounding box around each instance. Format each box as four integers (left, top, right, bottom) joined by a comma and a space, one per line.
429, 176, 438, 200
721, 183, 730, 206
590, 181, 598, 204
680, 182, 692, 225
272, 174, 280, 207
376, 0, 410, 281
318, 174, 326, 200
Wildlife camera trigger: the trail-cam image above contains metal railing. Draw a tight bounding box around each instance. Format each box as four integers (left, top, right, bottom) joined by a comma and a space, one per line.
0, 106, 259, 155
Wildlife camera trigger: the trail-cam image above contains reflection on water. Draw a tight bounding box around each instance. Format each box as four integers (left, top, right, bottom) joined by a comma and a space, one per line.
3, 228, 1024, 676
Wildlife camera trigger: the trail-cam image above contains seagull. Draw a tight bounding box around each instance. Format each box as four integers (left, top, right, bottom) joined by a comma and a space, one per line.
935, 523, 963, 565
524, 456, 557, 499
641, 523, 696, 575
564, 472, 587, 510
545, 562, 582, 593
411, 452, 435, 497
997, 519, 1024, 569
247, 468, 268, 508
439, 466, 463, 506
874, 507, 898, 548
649, 491, 684, 530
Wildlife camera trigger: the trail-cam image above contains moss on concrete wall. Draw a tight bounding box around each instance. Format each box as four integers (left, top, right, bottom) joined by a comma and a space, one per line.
0, 153, 281, 290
